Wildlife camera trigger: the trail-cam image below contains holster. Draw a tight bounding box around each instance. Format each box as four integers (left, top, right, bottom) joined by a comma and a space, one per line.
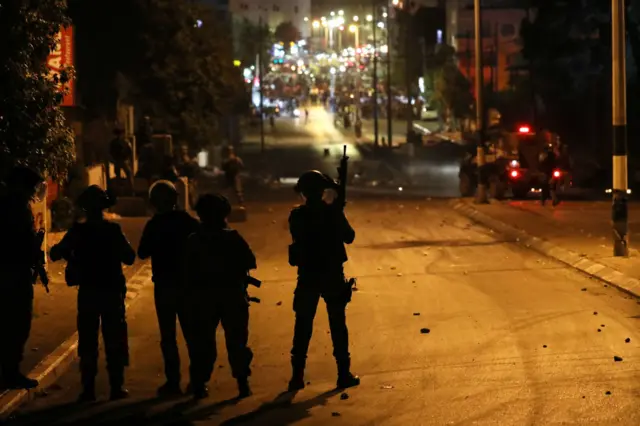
288, 242, 300, 267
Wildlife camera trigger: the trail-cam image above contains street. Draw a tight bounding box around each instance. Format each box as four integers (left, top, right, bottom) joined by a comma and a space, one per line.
6, 199, 640, 425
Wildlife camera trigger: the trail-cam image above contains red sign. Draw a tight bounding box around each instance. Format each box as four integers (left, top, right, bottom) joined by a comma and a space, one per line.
47, 26, 75, 107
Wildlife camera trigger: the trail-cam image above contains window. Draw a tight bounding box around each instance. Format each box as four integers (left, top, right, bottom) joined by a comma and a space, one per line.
501, 24, 516, 38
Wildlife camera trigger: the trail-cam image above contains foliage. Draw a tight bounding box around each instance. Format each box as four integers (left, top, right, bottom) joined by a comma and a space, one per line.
274, 21, 301, 45
236, 18, 273, 69
429, 45, 473, 121
0, 0, 75, 180
69, 0, 245, 150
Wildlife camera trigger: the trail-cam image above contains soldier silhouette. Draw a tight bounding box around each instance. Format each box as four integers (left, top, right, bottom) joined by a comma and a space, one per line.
0, 166, 45, 390
221, 146, 244, 205
185, 194, 255, 400
287, 170, 360, 391
50, 185, 135, 402
138, 180, 199, 396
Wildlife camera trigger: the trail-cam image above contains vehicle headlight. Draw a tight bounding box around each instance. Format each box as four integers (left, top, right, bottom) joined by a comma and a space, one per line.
510, 160, 519, 168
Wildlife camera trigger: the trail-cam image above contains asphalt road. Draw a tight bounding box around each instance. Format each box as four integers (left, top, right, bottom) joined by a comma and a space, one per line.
7, 199, 640, 426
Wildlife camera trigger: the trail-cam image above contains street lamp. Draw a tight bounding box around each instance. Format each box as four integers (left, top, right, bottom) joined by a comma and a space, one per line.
350, 24, 359, 50
331, 11, 335, 16
304, 17, 309, 22
353, 16, 359, 22
366, 15, 373, 22
377, 22, 384, 29
339, 10, 344, 16
313, 20, 320, 29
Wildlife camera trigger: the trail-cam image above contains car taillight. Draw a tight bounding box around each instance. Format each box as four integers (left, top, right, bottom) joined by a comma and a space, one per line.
553, 170, 561, 178
510, 170, 519, 178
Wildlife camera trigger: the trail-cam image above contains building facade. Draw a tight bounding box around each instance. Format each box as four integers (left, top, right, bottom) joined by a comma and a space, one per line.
229, 0, 311, 38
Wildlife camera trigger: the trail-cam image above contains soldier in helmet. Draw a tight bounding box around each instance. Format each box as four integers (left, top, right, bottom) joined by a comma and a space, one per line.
185, 193, 256, 400
50, 185, 135, 402
0, 166, 45, 389
539, 132, 560, 206
138, 180, 199, 396
287, 170, 360, 391
221, 146, 244, 205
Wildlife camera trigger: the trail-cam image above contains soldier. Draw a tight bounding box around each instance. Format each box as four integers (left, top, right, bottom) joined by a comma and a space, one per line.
50, 186, 135, 402
138, 180, 200, 396
221, 146, 244, 205
185, 194, 255, 400
109, 127, 134, 192
0, 166, 45, 390
287, 170, 360, 391
539, 141, 560, 207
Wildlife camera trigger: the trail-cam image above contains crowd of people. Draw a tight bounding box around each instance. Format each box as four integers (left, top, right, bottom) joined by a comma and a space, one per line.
0, 165, 360, 403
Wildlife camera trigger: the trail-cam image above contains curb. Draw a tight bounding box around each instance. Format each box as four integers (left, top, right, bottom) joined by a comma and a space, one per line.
449, 199, 640, 299
0, 265, 154, 419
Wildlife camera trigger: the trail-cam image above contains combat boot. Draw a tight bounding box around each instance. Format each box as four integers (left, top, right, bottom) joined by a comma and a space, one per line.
192, 383, 209, 400
287, 360, 305, 392
336, 358, 360, 389
237, 378, 252, 398
108, 368, 129, 401
77, 373, 96, 403
1, 372, 38, 390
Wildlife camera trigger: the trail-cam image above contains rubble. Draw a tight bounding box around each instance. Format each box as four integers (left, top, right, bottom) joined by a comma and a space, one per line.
340, 392, 349, 400
613, 356, 623, 362
420, 328, 430, 334
625, 338, 631, 343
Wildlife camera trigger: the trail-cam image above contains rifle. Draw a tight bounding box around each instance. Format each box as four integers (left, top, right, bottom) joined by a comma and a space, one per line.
336, 145, 349, 209
32, 229, 49, 293
245, 274, 261, 303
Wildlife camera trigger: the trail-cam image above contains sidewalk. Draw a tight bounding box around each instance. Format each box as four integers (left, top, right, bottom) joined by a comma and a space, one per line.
452, 199, 640, 297
1, 218, 150, 416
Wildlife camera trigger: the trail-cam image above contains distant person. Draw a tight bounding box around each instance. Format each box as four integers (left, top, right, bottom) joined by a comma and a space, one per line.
539, 142, 559, 207
138, 181, 200, 396
50, 186, 135, 402
109, 128, 134, 191
185, 194, 256, 399
221, 146, 244, 205
304, 108, 309, 123
287, 170, 360, 391
0, 166, 45, 390
160, 155, 180, 183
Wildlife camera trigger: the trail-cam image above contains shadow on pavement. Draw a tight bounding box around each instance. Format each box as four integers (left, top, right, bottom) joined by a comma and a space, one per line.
362, 239, 504, 250
219, 389, 342, 425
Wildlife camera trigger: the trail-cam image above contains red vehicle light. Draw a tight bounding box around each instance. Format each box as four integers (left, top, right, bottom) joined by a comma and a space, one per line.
518, 126, 531, 133
553, 170, 561, 178
510, 170, 519, 178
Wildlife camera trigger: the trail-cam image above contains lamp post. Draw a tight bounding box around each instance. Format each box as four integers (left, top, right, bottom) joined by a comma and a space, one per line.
612, 0, 629, 256
371, 4, 379, 147
474, 0, 488, 203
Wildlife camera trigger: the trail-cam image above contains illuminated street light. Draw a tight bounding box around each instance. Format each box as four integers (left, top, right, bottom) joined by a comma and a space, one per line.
330, 11, 335, 16
377, 22, 384, 29
366, 15, 373, 22
393, 0, 400, 5
321, 16, 327, 21
383, 12, 388, 18
313, 20, 320, 28
304, 17, 309, 22
337, 17, 345, 25
339, 25, 344, 31
338, 10, 344, 16
353, 16, 359, 22
349, 24, 357, 33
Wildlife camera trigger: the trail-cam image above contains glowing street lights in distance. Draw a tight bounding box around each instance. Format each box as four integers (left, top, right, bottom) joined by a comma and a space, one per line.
312, 20, 320, 29
366, 15, 373, 22
353, 16, 359, 22
349, 25, 357, 33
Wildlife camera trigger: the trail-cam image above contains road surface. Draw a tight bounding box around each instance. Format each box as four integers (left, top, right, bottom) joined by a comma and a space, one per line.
7, 199, 640, 425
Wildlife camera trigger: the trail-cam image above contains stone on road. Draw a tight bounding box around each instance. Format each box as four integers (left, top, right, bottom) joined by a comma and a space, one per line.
7, 200, 640, 425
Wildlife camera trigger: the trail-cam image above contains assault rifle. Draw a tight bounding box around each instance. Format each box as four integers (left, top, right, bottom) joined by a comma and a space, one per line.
335, 145, 349, 210
32, 229, 49, 293
245, 274, 261, 303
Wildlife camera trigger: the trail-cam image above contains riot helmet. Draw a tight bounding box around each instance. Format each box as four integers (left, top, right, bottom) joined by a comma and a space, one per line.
149, 180, 178, 212
77, 185, 114, 213
195, 193, 231, 223
294, 170, 335, 198
4, 165, 46, 201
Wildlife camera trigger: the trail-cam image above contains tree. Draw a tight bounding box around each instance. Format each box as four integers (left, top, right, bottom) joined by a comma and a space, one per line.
429, 45, 473, 127
274, 21, 301, 45
0, 0, 75, 180
69, 0, 245, 150
237, 19, 273, 68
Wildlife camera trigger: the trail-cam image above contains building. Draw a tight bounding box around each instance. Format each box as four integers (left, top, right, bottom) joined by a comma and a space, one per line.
229, 0, 311, 38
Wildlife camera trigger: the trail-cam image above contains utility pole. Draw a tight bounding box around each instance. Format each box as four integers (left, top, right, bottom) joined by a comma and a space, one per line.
372, 2, 379, 147
612, 0, 628, 256
474, 0, 488, 203
386, 6, 392, 147
404, 0, 414, 139
258, 14, 265, 154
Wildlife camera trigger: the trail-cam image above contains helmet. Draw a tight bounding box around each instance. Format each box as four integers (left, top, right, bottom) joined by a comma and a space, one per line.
294, 170, 335, 195
149, 180, 178, 211
77, 185, 113, 212
195, 193, 231, 221
5, 165, 43, 189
